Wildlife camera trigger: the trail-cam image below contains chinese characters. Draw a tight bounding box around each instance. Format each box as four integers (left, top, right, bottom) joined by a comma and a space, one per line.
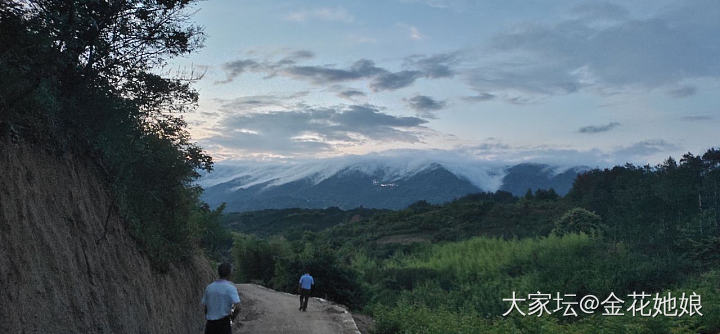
502, 291, 702, 317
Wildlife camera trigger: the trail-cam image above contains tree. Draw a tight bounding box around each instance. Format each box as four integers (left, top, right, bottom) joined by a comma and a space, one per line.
523, 188, 534, 200
552, 208, 605, 237
534, 188, 559, 201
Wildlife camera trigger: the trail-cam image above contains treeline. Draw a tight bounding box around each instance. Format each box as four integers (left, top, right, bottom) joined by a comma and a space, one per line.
222, 207, 384, 238
568, 152, 720, 260
0, 1, 228, 269
227, 150, 720, 333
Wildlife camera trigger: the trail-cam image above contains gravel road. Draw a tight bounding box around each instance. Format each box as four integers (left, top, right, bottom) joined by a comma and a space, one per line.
232, 284, 361, 334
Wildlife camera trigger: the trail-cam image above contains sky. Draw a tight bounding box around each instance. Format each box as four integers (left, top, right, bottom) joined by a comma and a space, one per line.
171, 0, 720, 167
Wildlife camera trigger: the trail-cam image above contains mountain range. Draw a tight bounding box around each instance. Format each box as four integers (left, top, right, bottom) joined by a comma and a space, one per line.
199, 153, 590, 212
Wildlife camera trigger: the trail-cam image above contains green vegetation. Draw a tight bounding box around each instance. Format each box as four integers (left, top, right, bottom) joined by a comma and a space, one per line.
231, 233, 366, 308
0, 1, 229, 269
370, 235, 719, 333
226, 150, 720, 333
222, 207, 383, 238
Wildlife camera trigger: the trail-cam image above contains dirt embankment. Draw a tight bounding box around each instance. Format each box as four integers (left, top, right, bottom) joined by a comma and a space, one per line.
0, 142, 214, 333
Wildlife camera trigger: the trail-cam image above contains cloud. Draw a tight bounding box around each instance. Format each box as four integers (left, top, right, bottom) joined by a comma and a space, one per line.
204, 105, 428, 156
460, 138, 683, 167
613, 139, 680, 161
215, 92, 309, 112
469, 1, 720, 98
370, 70, 423, 91
289, 50, 315, 59
405, 52, 458, 78
463, 92, 496, 102
337, 89, 367, 99
278, 50, 315, 65
284, 59, 385, 83
468, 60, 585, 96
217, 53, 458, 91
681, 115, 713, 121
216, 50, 315, 84
578, 122, 621, 134
409, 26, 424, 40
406, 95, 446, 118
667, 86, 697, 98
204, 133, 689, 172
285, 7, 354, 23
398, 23, 425, 40
286, 62, 424, 91
216, 59, 261, 84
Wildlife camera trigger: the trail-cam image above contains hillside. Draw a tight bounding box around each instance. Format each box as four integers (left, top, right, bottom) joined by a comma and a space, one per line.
222, 207, 385, 237
0, 142, 213, 333
222, 190, 570, 246
498, 163, 587, 196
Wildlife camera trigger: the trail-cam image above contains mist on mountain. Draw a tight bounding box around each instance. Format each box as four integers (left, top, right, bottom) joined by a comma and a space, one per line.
200, 150, 591, 212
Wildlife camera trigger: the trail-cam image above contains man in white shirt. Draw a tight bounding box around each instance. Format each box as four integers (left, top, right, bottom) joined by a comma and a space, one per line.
202, 263, 241, 334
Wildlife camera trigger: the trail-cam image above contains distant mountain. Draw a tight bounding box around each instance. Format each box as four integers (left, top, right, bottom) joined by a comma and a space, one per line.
203, 163, 483, 212
499, 163, 590, 196
200, 154, 590, 212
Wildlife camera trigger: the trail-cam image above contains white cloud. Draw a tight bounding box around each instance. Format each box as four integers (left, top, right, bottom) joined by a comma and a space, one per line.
397, 23, 425, 40
409, 26, 424, 40
199, 138, 690, 190
202, 104, 428, 156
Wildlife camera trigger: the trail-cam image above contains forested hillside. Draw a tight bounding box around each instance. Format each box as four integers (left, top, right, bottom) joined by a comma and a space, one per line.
1, 1, 227, 332
222, 207, 384, 237
1, 0, 226, 268
226, 150, 720, 333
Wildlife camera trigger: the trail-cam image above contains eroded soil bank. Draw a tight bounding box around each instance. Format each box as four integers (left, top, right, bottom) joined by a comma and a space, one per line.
0, 142, 213, 333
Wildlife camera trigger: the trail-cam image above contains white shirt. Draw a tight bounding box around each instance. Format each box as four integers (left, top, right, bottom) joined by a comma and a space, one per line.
202, 280, 241, 320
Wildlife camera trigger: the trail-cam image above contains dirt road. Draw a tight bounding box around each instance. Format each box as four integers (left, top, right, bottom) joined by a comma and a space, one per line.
233, 284, 361, 334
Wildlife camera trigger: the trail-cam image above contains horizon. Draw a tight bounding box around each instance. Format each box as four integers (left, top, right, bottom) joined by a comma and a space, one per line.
171, 0, 720, 166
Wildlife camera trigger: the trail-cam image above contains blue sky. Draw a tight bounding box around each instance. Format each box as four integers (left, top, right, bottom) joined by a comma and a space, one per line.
172, 0, 720, 166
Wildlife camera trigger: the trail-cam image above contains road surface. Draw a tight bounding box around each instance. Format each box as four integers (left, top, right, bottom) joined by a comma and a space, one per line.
233, 284, 361, 334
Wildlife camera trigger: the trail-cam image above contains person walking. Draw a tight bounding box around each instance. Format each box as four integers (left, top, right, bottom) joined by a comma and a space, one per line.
202, 262, 241, 334
298, 271, 314, 312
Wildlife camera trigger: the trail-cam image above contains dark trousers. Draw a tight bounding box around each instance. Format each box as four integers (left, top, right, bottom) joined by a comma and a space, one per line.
299, 288, 311, 310
205, 316, 231, 334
